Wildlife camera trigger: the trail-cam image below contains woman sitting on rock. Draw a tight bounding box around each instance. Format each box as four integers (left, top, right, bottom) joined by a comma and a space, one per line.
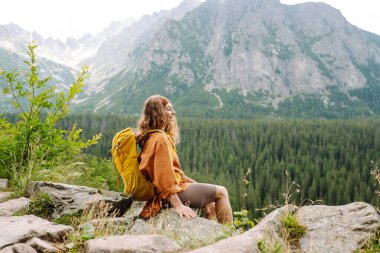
135, 95, 233, 224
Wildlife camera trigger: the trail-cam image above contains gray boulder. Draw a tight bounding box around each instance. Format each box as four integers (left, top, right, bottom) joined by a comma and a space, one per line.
0, 243, 37, 253
0, 197, 30, 216
26, 237, 59, 253
0, 179, 8, 189
27, 181, 133, 217
127, 219, 155, 235
149, 208, 228, 248
189, 205, 296, 253
296, 202, 380, 253
0, 215, 72, 250
86, 234, 181, 253
0, 192, 13, 203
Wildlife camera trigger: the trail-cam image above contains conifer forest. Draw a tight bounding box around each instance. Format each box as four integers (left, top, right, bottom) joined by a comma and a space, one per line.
57, 114, 380, 218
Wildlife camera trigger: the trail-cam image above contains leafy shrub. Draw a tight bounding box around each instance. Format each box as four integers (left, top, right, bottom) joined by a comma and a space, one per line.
282, 213, 306, 241
0, 41, 101, 193
233, 209, 254, 231
14, 192, 54, 219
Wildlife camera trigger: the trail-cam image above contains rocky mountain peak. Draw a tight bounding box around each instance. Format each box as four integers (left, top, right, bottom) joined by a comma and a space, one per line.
1, 0, 380, 118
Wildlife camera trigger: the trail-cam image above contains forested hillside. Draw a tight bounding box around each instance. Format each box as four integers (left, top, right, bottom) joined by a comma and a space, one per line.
57, 114, 380, 218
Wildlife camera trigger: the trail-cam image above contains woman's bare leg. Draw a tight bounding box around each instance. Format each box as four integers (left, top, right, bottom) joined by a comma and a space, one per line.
215, 186, 233, 224
204, 202, 216, 220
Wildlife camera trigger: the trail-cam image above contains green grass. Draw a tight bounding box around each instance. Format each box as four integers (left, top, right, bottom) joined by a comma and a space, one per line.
282, 213, 306, 242
14, 192, 54, 219
355, 229, 380, 253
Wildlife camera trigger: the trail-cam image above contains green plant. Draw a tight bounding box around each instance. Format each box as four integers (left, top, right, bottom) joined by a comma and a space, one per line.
53, 211, 83, 226
257, 239, 283, 253
233, 209, 254, 231
14, 192, 54, 219
370, 161, 380, 197
282, 213, 306, 242
0, 41, 101, 193
357, 160, 380, 252
233, 168, 255, 231
64, 201, 128, 253
355, 229, 380, 253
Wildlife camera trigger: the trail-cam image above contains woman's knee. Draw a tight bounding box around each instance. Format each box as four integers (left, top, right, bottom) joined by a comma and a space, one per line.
215, 185, 228, 199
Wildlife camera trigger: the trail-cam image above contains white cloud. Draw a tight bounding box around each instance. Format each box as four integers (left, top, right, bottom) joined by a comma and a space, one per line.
0, 0, 183, 40
0, 0, 379, 41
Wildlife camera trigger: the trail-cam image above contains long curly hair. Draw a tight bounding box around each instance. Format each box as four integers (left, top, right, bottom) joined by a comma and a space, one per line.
135, 95, 180, 145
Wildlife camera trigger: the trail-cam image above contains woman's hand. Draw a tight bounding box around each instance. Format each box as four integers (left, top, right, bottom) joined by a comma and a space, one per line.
169, 193, 197, 219
174, 204, 197, 219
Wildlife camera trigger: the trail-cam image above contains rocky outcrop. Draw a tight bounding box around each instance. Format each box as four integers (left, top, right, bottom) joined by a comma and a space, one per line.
0, 179, 8, 189
296, 202, 380, 253
0, 243, 37, 253
190, 202, 380, 253
27, 181, 133, 218
0, 215, 72, 251
0, 197, 30, 216
26, 237, 59, 253
148, 208, 227, 247
0, 192, 12, 203
1, 179, 379, 253
86, 234, 181, 253
189, 205, 296, 253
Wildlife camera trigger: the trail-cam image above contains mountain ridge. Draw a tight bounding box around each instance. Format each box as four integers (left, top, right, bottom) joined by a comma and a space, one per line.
1, 0, 380, 118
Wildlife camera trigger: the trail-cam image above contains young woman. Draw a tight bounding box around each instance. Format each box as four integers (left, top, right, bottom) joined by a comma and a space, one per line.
134, 95, 233, 224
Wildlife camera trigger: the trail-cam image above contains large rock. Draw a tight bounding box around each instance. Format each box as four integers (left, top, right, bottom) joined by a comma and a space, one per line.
149, 208, 228, 248
189, 205, 296, 253
0, 192, 12, 203
27, 181, 133, 217
0, 243, 37, 253
86, 234, 181, 253
0, 197, 30, 216
296, 202, 380, 253
0, 215, 72, 250
127, 219, 155, 235
26, 237, 59, 253
0, 179, 8, 189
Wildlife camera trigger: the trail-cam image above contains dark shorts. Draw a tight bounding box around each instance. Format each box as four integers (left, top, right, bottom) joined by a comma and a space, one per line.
177, 183, 217, 208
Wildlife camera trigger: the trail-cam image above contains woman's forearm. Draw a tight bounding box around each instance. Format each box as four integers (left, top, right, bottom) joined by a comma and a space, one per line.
169, 193, 183, 208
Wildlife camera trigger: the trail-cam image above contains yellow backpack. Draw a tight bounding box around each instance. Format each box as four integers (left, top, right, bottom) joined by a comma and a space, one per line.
111, 127, 160, 201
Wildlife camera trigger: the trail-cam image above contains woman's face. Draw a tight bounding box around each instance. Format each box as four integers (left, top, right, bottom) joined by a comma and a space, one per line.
165, 102, 176, 122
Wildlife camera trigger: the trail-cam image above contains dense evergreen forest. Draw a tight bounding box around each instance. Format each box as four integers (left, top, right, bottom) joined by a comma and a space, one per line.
55, 114, 380, 218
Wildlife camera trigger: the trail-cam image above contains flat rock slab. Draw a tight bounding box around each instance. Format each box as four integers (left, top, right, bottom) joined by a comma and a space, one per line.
296, 202, 380, 253
0, 215, 72, 249
189, 205, 296, 253
0, 243, 37, 253
86, 234, 181, 253
0, 179, 8, 189
0, 192, 13, 203
149, 208, 228, 247
26, 237, 59, 253
0, 197, 30, 216
27, 181, 133, 217
127, 219, 155, 235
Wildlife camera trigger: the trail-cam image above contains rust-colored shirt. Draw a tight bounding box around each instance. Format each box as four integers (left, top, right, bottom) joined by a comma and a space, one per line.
138, 131, 187, 218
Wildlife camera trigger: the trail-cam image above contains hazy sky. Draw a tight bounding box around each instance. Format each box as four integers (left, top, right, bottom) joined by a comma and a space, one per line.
0, 0, 379, 41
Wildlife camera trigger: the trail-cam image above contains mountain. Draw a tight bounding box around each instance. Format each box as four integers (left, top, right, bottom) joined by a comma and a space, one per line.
73, 0, 380, 118
1, 0, 380, 118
